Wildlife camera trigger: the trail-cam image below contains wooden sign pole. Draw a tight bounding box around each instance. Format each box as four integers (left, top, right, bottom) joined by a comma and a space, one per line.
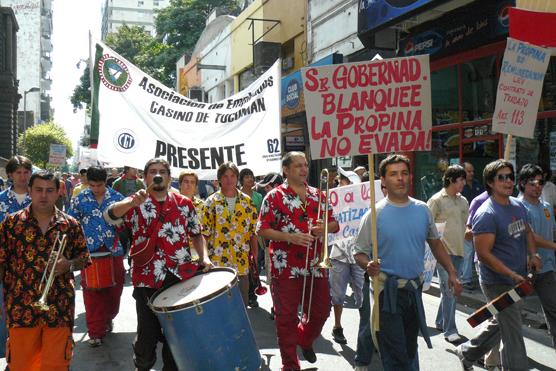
504, 134, 513, 161
368, 153, 380, 345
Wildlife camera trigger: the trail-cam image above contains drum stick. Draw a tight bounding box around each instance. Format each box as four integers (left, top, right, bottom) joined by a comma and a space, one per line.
146, 174, 163, 192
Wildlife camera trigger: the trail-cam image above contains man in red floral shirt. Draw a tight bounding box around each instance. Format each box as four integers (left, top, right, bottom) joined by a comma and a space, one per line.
104, 158, 212, 371
257, 151, 339, 371
0, 171, 90, 370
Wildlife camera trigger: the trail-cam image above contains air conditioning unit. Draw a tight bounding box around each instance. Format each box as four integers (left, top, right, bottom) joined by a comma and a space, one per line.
282, 57, 294, 71
188, 88, 204, 102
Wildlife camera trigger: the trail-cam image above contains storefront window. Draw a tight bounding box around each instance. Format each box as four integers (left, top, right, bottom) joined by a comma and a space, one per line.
461, 56, 497, 122
414, 129, 459, 201
541, 57, 556, 112
431, 66, 459, 125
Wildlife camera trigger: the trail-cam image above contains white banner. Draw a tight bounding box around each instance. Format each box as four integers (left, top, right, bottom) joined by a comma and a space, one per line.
94, 42, 282, 179
492, 38, 550, 139
77, 146, 100, 170
302, 55, 432, 159
328, 180, 384, 260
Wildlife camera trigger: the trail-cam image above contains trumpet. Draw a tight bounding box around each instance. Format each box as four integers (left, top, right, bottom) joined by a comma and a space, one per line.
35, 232, 68, 311
300, 168, 331, 324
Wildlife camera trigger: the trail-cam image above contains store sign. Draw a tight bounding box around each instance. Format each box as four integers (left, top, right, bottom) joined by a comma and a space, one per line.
358, 0, 447, 34
302, 55, 432, 159
281, 54, 342, 118
492, 38, 550, 139
398, 0, 514, 58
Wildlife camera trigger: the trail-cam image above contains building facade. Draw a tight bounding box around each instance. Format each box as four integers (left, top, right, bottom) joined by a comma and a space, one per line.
0, 6, 20, 158
2, 0, 52, 137
101, 0, 170, 39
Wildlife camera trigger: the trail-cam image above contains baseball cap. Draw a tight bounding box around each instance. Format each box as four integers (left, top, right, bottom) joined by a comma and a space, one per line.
338, 166, 361, 184
258, 172, 284, 187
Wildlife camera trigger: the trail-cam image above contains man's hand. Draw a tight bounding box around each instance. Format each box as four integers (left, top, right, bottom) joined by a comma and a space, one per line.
310, 219, 326, 237
288, 232, 314, 246
365, 260, 381, 277
130, 189, 148, 207
447, 272, 462, 297
54, 256, 71, 277
528, 255, 542, 274
510, 271, 526, 284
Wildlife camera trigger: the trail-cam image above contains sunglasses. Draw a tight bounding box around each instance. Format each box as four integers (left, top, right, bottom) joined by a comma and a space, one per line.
496, 173, 515, 182
527, 179, 546, 186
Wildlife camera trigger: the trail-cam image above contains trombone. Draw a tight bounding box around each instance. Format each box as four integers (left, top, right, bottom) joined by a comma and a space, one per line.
300, 168, 331, 324
35, 232, 68, 311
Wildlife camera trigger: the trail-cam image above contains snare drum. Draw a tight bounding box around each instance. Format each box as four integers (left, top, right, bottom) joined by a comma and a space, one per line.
82, 252, 115, 290
149, 267, 261, 371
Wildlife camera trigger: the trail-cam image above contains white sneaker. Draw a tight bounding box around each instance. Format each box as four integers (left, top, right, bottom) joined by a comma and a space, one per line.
354, 366, 369, 371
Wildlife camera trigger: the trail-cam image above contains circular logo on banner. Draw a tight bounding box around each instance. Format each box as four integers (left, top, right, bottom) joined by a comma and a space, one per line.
98, 54, 132, 92
113, 129, 137, 153
285, 79, 300, 109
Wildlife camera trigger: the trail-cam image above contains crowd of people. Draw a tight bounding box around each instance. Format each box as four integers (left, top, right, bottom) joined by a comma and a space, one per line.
0, 152, 555, 371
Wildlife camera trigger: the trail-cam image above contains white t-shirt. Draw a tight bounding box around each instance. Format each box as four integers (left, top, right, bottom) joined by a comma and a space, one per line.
14, 192, 28, 204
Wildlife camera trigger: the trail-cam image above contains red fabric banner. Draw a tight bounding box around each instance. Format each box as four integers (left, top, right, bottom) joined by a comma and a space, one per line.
510, 7, 556, 47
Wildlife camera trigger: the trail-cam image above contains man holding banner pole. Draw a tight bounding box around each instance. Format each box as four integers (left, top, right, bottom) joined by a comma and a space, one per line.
354, 154, 461, 370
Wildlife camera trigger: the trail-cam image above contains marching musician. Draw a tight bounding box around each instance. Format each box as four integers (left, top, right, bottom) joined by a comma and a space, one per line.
0, 171, 90, 370
257, 151, 339, 370
202, 162, 259, 306
179, 170, 205, 261
68, 166, 126, 347
353, 154, 461, 371
104, 158, 212, 371
456, 159, 541, 370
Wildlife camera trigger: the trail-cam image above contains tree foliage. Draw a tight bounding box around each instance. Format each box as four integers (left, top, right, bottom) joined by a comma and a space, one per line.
18, 122, 74, 169
69, 0, 241, 109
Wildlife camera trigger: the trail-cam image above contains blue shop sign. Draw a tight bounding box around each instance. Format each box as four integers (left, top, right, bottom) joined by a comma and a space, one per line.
398, 0, 513, 59
358, 0, 449, 34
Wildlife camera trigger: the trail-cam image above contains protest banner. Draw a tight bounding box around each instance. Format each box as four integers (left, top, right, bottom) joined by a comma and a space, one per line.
48, 144, 66, 166
328, 180, 383, 254
492, 38, 550, 140
301, 55, 432, 159
77, 146, 100, 169
91, 42, 281, 179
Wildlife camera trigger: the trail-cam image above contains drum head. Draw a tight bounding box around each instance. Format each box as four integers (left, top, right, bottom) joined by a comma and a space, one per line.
90, 251, 112, 258
150, 268, 237, 311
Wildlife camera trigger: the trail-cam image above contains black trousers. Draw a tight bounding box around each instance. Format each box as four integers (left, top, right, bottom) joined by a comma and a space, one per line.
132, 279, 179, 371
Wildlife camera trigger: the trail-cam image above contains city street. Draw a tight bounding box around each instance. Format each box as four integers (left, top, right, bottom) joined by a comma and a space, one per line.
1, 270, 554, 371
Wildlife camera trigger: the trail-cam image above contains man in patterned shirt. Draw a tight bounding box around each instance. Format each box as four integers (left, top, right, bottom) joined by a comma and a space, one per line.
0, 171, 90, 370
0, 155, 33, 357
104, 158, 212, 371
202, 162, 258, 306
179, 170, 204, 261
257, 151, 339, 371
68, 166, 126, 347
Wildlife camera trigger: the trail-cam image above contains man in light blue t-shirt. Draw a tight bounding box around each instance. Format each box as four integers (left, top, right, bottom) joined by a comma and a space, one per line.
354, 154, 461, 371
519, 164, 556, 348
457, 160, 542, 371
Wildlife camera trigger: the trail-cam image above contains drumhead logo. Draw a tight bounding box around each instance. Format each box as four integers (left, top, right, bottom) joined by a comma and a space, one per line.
98, 54, 132, 92
113, 129, 137, 153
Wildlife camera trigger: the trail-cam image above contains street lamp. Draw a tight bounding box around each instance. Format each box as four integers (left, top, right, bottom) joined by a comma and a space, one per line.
23, 87, 40, 152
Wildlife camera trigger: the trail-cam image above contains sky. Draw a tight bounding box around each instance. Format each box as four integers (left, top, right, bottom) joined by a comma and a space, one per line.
50, 0, 103, 148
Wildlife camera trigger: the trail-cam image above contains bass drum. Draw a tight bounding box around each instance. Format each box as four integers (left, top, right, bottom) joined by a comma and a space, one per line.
149, 267, 261, 371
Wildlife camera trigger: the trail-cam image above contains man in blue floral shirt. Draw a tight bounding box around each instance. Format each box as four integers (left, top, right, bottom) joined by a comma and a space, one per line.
0, 155, 33, 357
68, 166, 125, 347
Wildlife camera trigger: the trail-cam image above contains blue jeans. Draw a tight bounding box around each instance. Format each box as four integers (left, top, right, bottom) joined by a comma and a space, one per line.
460, 239, 475, 284
378, 287, 421, 371
435, 255, 462, 337
354, 274, 374, 366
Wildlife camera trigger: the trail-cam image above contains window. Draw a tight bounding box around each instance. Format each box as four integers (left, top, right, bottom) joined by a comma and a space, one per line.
461, 56, 497, 122
138, 0, 144, 6
431, 66, 459, 125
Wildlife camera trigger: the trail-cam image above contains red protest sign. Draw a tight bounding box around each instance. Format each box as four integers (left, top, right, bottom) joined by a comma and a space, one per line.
302, 56, 432, 159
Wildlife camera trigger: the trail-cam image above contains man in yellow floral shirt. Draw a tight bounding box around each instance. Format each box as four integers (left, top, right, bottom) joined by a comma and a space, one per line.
202, 162, 258, 305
